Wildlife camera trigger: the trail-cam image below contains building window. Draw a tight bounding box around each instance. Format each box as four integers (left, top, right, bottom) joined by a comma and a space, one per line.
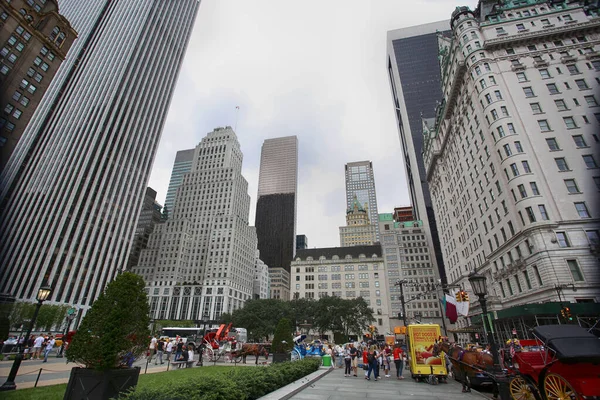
522, 161, 531, 173
554, 99, 568, 111
583, 155, 598, 168
564, 179, 580, 193
533, 265, 543, 286
530, 182, 540, 195
510, 163, 519, 176
546, 138, 560, 151
516, 72, 527, 82
555, 158, 569, 171
586, 230, 600, 245
523, 87, 535, 97
566, 260, 584, 281
516, 23, 526, 31
523, 271, 532, 290
518, 184, 527, 198
539, 69, 551, 79
563, 117, 578, 129
575, 79, 589, 90
572, 135, 587, 148
584, 95, 598, 106
506, 279, 514, 295
556, 232, 570, 247
504, 144, 512, 157
547, 83, 560, 94
538, 120, 551, 131
574, 202, 590, 218
530, 103, 542, 113
538, 204, 549, 220
525, 207, 536, 222
499, 282, 506, 297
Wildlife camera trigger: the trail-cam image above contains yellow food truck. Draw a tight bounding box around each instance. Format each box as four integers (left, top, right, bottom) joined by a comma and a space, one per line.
407, 324, 448, 384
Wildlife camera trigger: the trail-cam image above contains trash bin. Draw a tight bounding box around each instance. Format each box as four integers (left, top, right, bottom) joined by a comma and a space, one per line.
322, 354, 332, 367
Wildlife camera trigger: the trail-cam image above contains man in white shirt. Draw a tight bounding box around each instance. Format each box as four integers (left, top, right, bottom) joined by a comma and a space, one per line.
33, 334, 45, 360
149, 336, 157, 362
166, 340, 174, 362
42, 335, 55, 362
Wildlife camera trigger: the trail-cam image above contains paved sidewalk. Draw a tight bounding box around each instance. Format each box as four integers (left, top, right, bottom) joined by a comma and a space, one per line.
288, 367, 487, 400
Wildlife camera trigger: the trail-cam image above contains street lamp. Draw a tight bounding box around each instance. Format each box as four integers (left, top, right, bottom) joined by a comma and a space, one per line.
1, 286, 52, 391
468, 270, 509, 399
197, 312, 210, 366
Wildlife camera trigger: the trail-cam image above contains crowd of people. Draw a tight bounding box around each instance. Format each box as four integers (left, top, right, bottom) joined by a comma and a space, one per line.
147, 335, 195, 368
325, 342, 407, 381
0, 333, 58, 362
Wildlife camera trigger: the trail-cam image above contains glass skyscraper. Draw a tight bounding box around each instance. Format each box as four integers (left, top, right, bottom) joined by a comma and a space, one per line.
387, 21, 450, 283
255, 136, 298, 274
0, 0, 201, 310
163, 148, 195, 217
345, 160, 379, 242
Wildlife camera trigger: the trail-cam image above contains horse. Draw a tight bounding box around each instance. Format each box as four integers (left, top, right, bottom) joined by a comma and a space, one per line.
434, 340, 494, 393
236, 343, 269, 364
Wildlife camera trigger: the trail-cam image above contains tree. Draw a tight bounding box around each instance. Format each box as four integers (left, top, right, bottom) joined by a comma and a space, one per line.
66, 272, 150, 370
341, 297, 375, 338
229, 299, 288, 341
271, 318, 293, 354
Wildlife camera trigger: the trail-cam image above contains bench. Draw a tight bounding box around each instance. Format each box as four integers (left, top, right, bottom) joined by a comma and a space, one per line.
171, 360, 195, 369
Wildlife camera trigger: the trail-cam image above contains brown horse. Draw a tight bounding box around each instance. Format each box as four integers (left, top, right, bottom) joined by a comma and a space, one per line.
236, 343, 269, 364
435, 340, 493, 393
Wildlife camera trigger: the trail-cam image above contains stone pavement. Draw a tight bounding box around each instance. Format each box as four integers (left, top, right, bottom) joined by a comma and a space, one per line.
286, 367, 488, 400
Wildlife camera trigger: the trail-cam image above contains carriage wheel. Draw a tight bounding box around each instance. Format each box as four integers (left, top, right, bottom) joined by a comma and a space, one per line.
543, 373, 578, 400
203, 347, 214, 362
213, 350, 222, 362
233, 353, 243, 364
290, 349, 301, 362
509, 376, 538, 400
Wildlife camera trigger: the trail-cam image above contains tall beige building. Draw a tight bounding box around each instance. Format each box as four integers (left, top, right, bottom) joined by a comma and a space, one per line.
0, 0, 76, 170
422, 1, 600, 340
339, 195, 377, 246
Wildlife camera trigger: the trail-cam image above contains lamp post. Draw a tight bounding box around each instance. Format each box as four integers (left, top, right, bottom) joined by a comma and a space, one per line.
1, 286, 52, 391
197, 312, 210, 366
468, 270, 509, 400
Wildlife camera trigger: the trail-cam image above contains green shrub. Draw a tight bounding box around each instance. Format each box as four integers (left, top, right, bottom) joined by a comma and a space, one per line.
121, 358, 320, 400
67, 272, 150, 370
271, 318, 293, 354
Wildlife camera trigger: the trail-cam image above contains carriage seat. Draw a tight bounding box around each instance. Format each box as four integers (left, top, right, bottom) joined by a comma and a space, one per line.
514, 351, 547, 374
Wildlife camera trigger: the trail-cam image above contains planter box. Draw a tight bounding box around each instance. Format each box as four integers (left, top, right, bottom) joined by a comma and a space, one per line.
272, 353, 288, 363
64, 366, 140, 400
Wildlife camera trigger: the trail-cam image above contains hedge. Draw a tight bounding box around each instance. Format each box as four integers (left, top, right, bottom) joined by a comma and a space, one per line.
121, 358, 321, 400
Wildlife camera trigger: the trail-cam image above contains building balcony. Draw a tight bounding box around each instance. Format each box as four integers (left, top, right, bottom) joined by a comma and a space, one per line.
534, 60, 549, 68
560, 55, 577, 63
511, 62, 526, 71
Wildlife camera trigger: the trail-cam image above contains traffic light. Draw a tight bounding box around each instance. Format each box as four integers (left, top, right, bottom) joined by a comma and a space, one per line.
456, 291, 462, 302
462, 291, 469, 302
560, 307, 566, 318
564, 307, 573, 321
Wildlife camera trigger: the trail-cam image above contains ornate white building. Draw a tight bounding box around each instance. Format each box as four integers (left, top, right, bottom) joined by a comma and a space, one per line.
133, 127, 258, 321
339, 195, 377, 247
423, 1, 600, 336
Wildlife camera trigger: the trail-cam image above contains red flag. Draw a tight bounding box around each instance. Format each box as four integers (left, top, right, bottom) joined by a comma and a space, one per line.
445, 294, 458, 323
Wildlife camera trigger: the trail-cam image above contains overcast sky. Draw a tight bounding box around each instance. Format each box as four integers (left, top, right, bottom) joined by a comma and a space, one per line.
148, 0, 479, 249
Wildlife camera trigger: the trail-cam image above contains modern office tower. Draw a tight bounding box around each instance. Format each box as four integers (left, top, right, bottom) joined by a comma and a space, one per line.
269, 267, 290, 300
0, 0, 76, 170
339, 195, 377, 247
393, 206, 414, 222
290, 245, 389, 334
344, 161, 380, 242
0, 0, 201, 311
387, 21, 450, 283
133, 127, 258, 320
422, 2, 600, 340
163, 148, 194, 218
253, 250, 269, 300
296, 234, 308, 250
378, 213, 447, 332
127, 187, 163, 270
255, 136, 298, 273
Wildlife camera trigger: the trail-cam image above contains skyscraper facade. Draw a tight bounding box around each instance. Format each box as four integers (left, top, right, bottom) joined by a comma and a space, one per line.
344, 161, 380, 242
133, 127, 258, 320
163, 148, 194, 218
423, 2, 600, 339
255, 136, 298, 274
0, 0, 76, 171
0, 0, 201, 310
387, 21, 450, 283
127, 187, 163, 270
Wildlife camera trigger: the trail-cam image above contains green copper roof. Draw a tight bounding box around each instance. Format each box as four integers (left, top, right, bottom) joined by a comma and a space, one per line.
379, 213, 393, 221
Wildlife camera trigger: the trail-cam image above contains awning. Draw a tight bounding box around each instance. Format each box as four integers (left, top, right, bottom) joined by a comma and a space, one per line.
448, 326, 481, 334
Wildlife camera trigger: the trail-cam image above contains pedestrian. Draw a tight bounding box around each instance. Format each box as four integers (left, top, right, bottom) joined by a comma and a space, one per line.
349, 343, 358, 377
335, 343, 343, 368
366, 346, 378, 381
383, 344, 392, 378
166, 339, 173, 362
148, 335, 157, 362
175, 338, 184, 361
32, 334, 44, 360
362, 346, 369, 378
186, 345, 194, 367
326, 344, 334, 369
155, 339, 164, 365
42, 335, 55, 363
344, 345, 352, 377
393, 344, 405, 380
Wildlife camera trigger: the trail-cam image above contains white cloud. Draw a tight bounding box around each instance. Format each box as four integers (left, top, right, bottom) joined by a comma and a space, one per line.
149, 0, 479, 248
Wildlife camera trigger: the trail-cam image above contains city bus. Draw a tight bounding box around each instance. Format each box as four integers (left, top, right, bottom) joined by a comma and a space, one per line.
160, 327, 204, 348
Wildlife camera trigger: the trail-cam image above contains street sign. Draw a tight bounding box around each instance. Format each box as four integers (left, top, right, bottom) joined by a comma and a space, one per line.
67, 307, 76, 315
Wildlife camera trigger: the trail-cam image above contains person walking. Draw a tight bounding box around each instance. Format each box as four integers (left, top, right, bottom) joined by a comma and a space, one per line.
383, 344, 392, 378
326, 344, 334, 369
344, 345, 352, 377
155, 339, 164, 365
42, 335, 55, 362
393, 344, 405, 380
175, 338, 184, 361
148, 335, 157, 362
349, 343, 358, 377
32, 334, 44, 360
366, 347, 378, 381
165, 339, 173, 362
362, 346, 369, 378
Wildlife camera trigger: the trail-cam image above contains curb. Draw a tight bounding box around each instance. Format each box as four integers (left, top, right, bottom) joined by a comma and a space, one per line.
258, 366, 334, 400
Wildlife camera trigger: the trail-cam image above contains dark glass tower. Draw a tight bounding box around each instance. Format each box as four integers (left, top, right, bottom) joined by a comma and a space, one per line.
387, 21, 450, 284
254, 136, 298, 273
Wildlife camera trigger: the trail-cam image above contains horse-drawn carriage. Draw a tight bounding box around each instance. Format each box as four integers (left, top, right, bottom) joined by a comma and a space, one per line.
506, 325, 600, 400
290, 335, 325, 361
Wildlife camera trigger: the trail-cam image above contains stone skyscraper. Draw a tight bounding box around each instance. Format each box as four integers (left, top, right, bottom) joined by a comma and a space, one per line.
344, 161, 380, 242
255, 136, 298, 273
0, 0, 201, 311
133, 127, 258, 320
387, 21, 449, 283
0, 0, 77, 171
